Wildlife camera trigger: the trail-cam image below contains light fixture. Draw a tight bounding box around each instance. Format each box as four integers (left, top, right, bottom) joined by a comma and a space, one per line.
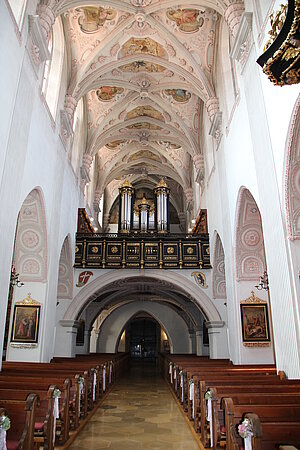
191, 219, 196, 224
94, 227, 98, 232
255, 270, 269, 291
10, 265, 24, 288
90, 217, 94, 222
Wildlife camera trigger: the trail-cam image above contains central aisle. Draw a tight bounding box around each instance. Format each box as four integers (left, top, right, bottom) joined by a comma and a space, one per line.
68, 363, 200, 450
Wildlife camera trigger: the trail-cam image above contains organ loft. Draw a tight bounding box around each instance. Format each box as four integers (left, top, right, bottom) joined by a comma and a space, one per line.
0, 0, 299, 448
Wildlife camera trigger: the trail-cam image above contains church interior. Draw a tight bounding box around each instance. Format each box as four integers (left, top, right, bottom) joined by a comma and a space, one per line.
0, 0, 300, 448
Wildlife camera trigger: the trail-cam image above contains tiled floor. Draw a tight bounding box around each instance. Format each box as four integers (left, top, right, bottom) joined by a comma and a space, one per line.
68, 363, 200, 449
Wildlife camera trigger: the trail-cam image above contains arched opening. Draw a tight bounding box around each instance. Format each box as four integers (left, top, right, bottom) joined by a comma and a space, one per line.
3, 188, 48, 362
234, 187, 274, 365
125, 313, 160, 363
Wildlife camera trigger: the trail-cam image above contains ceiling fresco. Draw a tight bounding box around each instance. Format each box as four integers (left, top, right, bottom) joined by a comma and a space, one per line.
58, 0, 224, 220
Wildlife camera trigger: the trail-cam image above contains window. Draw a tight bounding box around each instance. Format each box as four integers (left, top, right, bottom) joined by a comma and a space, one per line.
41, 17, 64, 119
7, 0, 27, 28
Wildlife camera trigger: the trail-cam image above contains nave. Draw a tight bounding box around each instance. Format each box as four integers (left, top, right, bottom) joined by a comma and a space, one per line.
68, 363, 200, 450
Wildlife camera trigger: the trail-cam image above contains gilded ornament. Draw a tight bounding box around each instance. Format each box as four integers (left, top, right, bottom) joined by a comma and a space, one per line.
111, 246, 118, 254
167, 247, 175, 254
187, 247, 194, 254
75, 245, 79, 254
191, 272, 208, 288
91, 246, 98, 254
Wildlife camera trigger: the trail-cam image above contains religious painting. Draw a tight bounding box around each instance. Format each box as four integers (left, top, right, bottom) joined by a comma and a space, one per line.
11, 294, 41, 344
120, 38, 166, 58
128, 150, 160, 163
166, 8, 204, 33
106, 140, 126, 149
164, 89, 191, 103
126, 122, 162, 130
96, 86, 124, 102
240, 292, 271, 344
77, 7, 117, 33
120, 61, 165, 73
126, 106, 164, 122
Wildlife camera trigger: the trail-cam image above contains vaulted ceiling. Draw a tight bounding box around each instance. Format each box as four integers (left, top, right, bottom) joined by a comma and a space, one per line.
53, 0, 235, 215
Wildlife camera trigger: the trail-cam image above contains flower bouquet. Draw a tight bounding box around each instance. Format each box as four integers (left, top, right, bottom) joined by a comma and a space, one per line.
238, 418, 253, 439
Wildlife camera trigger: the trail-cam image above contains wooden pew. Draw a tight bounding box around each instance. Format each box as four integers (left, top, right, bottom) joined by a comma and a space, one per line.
1, 393, 39, 450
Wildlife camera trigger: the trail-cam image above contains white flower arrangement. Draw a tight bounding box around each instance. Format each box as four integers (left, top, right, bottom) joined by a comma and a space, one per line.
179, 370, 184, 376
53, 388, 61, 399
238, 418, 253, 439
204, 389, 213, 400
78, 376, 84, 384
189, 378, 194, 385
0, 416, 10, 431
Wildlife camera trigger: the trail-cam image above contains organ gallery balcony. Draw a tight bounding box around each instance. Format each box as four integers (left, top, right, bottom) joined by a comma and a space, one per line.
74, 209, 211, 270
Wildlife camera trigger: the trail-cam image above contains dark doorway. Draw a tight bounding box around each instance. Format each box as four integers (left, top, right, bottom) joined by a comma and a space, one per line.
129, 317, 159, 363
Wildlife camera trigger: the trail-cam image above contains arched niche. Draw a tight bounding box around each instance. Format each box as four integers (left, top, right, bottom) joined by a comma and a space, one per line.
285, 94, 300, 240
57, 234, 73, 301
212, 233, 227, 299
14, 188, 48, 282
96, 302, 190, 354
235, 188, 266, 281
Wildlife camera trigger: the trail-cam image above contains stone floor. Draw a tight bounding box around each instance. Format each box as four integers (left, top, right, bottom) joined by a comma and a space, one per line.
68, 363, 200, 450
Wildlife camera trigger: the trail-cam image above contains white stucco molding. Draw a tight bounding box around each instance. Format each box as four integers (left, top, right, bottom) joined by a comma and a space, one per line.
230, 12, 253, 69
28, 15, 51, 62
205, 320, 226, 329
63, 269, 221, 322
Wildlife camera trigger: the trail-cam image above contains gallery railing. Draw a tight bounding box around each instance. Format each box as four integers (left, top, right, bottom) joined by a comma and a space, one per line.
74, 233, 211, 269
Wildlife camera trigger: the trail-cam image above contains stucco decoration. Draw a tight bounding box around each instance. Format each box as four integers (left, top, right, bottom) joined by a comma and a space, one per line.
285, 95, 300, 239
14, 189, 48, 282
235, 189, 266, 281
76, 7, 117, 34
119, 38, 167, 58
96, 86, 124, 102
57, 236, 73, 300
166, 9, 205, 33
164, 89, 191, 103
125, 106, 164, 121
212, 234, 227, 299
120, 61, 166, 73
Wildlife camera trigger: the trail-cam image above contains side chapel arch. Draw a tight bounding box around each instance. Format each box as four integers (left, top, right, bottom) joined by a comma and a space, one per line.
235, 187, 266, 281
212, 232, 227, 299
57, 234, 73, 302
14, 188, 48, 282
285, 94, 300, 239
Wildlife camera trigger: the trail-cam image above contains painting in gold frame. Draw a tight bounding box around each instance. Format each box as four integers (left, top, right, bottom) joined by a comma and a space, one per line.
11, 293, 41, 344
240, 301, 270, 343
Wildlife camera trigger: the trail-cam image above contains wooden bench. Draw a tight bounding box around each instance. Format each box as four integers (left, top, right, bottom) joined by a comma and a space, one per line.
1, 393, 39, 450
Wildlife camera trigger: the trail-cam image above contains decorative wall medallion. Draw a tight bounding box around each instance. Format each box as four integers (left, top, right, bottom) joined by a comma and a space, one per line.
164, 89, 191, 103
75, 245, 79, 254
187, 246, 194, 254
111, 246, 118, 254
191, 271, 208, 288
96, 86, 124, 102
166, 9, 204, 33
91, 246, 99, 253
10, 293, 41, 346
77, 7, 117, 33
76, 270, 93, 287
120, 38, 166, 58
240, 291, 271, 347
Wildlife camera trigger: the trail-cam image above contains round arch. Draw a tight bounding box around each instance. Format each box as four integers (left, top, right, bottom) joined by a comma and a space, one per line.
64, 269, 221, 322
96, 301, 190, 353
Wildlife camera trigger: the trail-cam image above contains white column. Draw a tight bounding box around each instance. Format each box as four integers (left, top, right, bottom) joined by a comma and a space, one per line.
206, 321, 229, 359
54, 320, 79, 357
195, 327, 203, 356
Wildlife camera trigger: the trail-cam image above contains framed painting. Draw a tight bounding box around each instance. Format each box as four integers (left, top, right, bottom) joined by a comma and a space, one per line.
240, 291, 270, 344
11, 293, 41, 344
